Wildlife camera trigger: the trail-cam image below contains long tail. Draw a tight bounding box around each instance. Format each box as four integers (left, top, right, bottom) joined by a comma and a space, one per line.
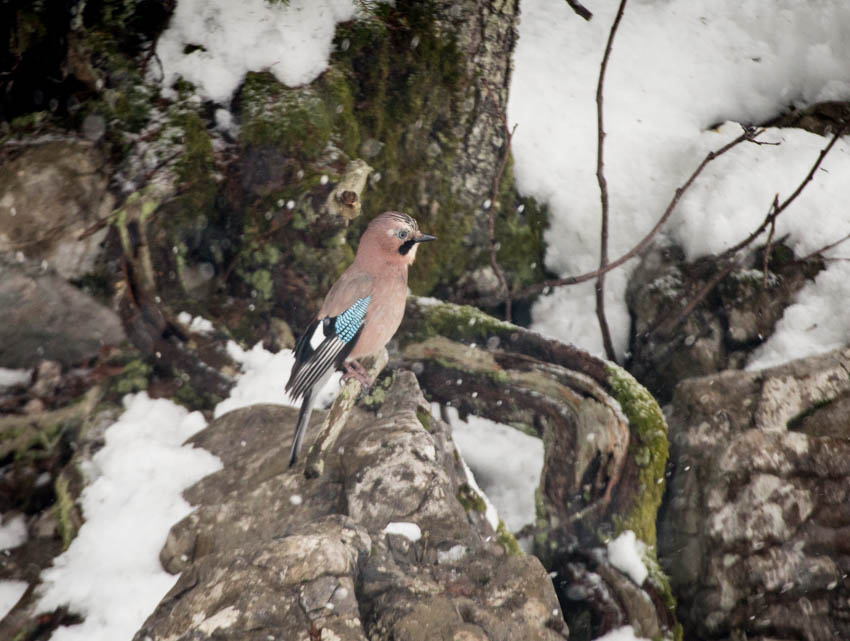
289, 388, 315, 467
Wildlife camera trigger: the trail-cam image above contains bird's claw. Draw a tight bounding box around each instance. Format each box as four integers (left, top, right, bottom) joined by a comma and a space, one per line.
342, 360, 373, 389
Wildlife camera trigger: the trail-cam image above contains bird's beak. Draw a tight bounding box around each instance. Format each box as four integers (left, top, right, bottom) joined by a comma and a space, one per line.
414, 233, 436, 243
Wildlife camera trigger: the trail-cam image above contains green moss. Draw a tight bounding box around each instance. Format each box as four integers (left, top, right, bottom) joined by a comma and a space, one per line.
415, 406, 432, 432
54, 474, 77, 550
330, 4, 484, 294
173, 110, 217, 218
10, 9, 47, 57
401, 299, 515, 347
240, 71, 334, 159
173, 379, 222, 412
492, 191, 548, 292
317, 66, 361, 157
606, 363, 680, 639
456, 482, 487, 513
496, 519, 522, 556
112, 358, 153, 395
246, 268, 274, 301
605, 363, 668, 547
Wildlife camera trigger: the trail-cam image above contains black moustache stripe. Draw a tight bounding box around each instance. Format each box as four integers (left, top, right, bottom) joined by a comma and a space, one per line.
398, 239, 416, 255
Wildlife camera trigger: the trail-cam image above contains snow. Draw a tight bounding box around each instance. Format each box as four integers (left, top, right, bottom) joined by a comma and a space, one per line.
607, 530, 648, 587
444, 406, 543, 536
0, 367, 30, 388
510, 0, 850, 363
214, 341, 341, 419
0, 580, 28, 621
155, 0, 358, 103
0, 513, 27, 550
593, 626, 651, 641
177, 311, 215, 335
383, 522, 422, 543
36, 393, 222, 641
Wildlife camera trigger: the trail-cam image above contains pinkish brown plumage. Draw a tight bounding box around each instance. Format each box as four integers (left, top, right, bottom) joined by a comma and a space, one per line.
285, 211, 435, 466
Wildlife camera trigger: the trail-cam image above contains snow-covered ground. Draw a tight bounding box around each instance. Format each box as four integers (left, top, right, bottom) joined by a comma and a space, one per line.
510, 0, 850, 366
33, 395, 221, 641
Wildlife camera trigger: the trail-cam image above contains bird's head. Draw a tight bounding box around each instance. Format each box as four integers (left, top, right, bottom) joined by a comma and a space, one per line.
360, 211, 436, 266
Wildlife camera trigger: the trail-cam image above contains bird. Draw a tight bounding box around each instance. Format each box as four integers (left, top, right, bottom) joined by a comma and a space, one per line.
285, 211, 436, 466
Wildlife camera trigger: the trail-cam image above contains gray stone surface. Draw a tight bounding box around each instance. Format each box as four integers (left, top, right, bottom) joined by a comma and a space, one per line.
136, 371, 569, 641
0, 259, 125, 368
659, 347, 850, 641
0, 140, 113, 280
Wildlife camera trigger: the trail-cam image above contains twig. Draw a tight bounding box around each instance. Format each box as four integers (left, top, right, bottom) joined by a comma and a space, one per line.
593, 0, 629, 362
761, 196, 778, 289
654, 127, 845, 337
472, 128, 755, 308
485, 87, 518, 322
717, 126, 844, 261
565, 0, 593, 21
796, 230, 850, 264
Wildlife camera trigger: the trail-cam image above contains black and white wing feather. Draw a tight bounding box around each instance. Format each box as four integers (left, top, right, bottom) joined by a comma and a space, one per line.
285, 295, 371, 401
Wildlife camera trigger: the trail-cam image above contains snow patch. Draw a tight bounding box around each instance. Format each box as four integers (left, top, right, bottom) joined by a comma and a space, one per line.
0, 367, 30, 388
592, 625, 652, 641
0, 513, 27, 550
0, 580, 28, 621
511, 0, 850, 363
36, 393, 222, 641
155, 0, 358, 103
442, 405, 542, 535
383, 522, 422, 543
607, 530, 648, 586
216, 341, 340, 418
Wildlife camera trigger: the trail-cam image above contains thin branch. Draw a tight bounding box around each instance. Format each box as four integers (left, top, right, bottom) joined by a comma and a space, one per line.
593, 0, 629, 361
653, 127, 845, 337
761, 196, 778, 289
717, 126, 844, 260
476, 128, 754, 307
796, 230, 850, 264
484, 84, 518, 322
565, 0, 593, 21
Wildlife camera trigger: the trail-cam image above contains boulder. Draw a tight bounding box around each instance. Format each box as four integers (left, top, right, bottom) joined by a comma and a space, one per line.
0, 140, 114, 280
659, 347, 850, 641
0, 259, 125, 368
135, 370, 568, 641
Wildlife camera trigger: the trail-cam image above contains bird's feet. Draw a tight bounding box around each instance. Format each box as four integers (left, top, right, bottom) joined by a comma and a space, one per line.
342, 359, 374, 388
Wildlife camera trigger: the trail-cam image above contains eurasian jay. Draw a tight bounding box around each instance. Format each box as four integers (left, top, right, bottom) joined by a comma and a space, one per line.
285, 211, 436, 466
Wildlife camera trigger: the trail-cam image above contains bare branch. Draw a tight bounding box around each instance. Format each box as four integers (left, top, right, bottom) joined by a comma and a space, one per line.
593, 0, 629, 362
480, 128, 754, 307
565, 0, 593, 21
718, 126, 844, 260
761, 196, 778, 289
653, 127, 845, 337
484, 86, 518, 322
796, 231, 850, 264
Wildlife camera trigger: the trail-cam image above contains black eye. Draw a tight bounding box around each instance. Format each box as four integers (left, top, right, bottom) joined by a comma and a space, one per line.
397, 229, 409, 240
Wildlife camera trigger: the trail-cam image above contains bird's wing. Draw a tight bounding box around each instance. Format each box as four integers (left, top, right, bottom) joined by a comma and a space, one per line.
286, 272, 374, 401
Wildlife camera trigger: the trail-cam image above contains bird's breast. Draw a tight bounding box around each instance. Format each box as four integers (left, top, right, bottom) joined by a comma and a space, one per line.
348, 271, 408, 360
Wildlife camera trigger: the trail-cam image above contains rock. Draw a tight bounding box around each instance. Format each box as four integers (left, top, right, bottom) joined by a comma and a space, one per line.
0, 140, 114, 280
659, 347, 850, 641
626, 243, 819, 402
0, 259, 125, 368
394, 298, 677, 640
136, 370, 569, 641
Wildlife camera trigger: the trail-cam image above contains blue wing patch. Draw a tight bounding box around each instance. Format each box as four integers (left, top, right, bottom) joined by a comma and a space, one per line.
330, 296, 371, 343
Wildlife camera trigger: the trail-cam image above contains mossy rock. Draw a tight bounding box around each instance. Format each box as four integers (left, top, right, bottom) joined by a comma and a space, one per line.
240, 72, 335, 159
606, 363, 669, 548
